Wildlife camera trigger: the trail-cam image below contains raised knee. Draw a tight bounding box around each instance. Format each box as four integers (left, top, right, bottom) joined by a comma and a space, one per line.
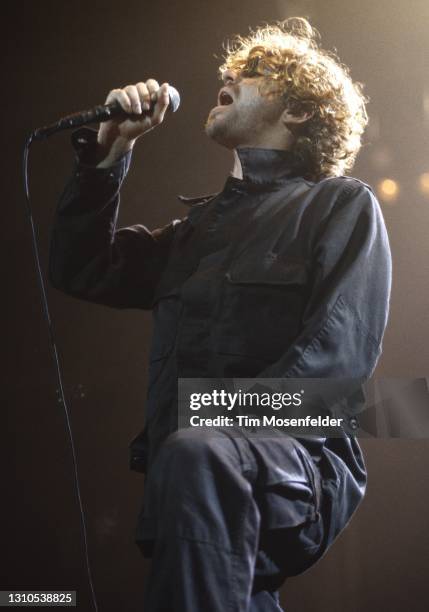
154, 428, 231, 475
163, 427, 223, 464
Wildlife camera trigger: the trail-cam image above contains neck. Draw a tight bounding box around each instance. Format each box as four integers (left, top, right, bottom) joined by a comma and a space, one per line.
231, 150, 243, 179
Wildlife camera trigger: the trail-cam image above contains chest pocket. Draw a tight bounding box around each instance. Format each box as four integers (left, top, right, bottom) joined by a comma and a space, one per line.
215, 252, 309, 363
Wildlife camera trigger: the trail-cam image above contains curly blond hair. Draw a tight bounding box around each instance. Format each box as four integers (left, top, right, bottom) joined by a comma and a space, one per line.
219, 17, 369, 181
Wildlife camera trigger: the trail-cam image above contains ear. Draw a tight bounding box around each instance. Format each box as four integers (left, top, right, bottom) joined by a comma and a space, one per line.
281, 108, 314, 127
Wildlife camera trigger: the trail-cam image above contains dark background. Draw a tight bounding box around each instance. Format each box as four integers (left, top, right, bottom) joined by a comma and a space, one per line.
4, 1, 429, 610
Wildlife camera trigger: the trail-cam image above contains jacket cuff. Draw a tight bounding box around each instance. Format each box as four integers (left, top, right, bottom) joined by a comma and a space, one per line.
71, 126, 132, 181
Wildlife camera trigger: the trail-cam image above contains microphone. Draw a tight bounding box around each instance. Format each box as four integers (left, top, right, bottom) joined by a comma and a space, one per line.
32, 85, 181, 141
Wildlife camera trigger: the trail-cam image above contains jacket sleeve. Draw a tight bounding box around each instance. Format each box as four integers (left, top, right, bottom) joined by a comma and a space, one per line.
257, 180, 392, 381
49, 128, 182, 309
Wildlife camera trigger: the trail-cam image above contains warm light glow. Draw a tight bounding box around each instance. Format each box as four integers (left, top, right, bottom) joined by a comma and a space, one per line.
370, 145, 393, 171
377, 178, 399, 203
418, 173, 429, 196
423, 87, 429, 128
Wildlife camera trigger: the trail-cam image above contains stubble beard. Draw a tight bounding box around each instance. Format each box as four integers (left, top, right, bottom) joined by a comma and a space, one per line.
204, 108, 243, 149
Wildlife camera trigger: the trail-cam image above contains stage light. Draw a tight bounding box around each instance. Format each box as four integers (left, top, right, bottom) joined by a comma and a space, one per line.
418, 173, 429, 196
377, 178, 399, 203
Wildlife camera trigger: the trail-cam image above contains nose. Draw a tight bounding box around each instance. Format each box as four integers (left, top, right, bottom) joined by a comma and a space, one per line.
222, 69, 238, 85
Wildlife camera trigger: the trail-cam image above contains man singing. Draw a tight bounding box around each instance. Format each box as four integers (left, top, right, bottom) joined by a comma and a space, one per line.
49, 17, 391, 612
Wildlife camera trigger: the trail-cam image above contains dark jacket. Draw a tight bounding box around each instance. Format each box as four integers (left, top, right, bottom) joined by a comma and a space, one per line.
50, 128, 392, 530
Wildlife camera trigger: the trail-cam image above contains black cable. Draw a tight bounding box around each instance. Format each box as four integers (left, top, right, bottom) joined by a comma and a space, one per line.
23, 134, 99, 612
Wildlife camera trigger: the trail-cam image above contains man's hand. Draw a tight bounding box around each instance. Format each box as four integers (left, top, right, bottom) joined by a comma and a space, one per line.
96, 79, 170, 167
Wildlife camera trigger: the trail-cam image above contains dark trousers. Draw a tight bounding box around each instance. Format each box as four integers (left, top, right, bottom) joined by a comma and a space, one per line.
135, 426, 328, 611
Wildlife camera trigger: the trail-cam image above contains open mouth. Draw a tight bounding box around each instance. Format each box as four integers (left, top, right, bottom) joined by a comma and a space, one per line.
218, 89, 234, 106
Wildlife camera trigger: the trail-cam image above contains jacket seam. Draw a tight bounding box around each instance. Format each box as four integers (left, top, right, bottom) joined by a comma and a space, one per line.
340, 294, 380, 349
283, 294, 345, 377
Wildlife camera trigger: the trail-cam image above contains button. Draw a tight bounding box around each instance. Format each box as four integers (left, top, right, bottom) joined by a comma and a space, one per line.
349, 416, 359, 430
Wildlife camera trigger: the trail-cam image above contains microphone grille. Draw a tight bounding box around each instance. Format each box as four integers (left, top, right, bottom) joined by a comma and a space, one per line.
167, 85, 181, 112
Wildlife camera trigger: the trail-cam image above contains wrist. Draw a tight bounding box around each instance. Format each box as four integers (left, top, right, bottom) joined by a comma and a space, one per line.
96, 133, 135, 168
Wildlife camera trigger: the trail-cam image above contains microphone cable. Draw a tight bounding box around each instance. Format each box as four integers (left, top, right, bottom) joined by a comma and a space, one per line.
23, 132, 99, 612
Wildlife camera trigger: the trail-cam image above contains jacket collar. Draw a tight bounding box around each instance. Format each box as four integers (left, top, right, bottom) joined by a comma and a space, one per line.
234, 146, 300, 185
177, 147, 302, 206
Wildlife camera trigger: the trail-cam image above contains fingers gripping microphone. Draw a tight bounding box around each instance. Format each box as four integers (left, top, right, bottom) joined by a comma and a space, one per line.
32, 85, 181, 141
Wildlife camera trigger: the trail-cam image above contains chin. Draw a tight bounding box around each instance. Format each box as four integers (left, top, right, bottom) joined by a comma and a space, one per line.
204, 113, 237, 149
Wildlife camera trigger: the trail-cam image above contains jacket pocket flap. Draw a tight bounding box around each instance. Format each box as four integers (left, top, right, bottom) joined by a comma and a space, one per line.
227, 253, 308, 286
